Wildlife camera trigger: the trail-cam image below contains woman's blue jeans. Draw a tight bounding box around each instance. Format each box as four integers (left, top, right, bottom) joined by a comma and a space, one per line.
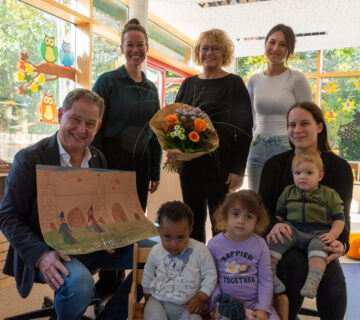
246, 134, 291, 192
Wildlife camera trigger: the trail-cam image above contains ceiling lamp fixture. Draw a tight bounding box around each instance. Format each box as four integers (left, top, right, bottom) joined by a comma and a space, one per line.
198, 0, 271, 8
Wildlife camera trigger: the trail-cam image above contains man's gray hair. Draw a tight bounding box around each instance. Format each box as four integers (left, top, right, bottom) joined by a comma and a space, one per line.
62, 88, 105, 119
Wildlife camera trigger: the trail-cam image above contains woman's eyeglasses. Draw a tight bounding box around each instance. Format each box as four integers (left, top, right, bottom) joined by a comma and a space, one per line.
122, 43, 147, 50
200, 46, 221, 53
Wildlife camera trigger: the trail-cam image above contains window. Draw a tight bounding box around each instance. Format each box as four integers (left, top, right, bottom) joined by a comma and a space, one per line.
237, 55, 267, 79
287, 51, 317, 74
323, 47, 360, 73
0, 0, 75, 161
0, 0, 196, 162
147, 57, 189, 107
148, 21, 192, 64
92, 35, 121, 86
321, 76, 360, 161
165, 71, 182, 105
93, 0, 127, 32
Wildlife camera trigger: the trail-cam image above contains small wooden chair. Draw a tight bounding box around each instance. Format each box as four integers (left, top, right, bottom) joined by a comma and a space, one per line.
128, 243, 152, 320
128, 243, 289, 320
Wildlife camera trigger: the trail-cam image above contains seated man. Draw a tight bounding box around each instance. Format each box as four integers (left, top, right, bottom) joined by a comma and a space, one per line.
0, 88, 152, 320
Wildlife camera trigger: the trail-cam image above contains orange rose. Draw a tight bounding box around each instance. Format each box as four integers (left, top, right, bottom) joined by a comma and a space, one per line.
194, 118, 207, 132
189, 131, 200, 142
165, 114, 178, 124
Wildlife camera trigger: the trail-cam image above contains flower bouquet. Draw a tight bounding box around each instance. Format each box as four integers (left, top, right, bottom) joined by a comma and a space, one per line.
149, 103, 219, 172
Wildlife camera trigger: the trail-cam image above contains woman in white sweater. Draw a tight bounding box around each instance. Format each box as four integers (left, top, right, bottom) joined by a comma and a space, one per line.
246, 24, 312, 192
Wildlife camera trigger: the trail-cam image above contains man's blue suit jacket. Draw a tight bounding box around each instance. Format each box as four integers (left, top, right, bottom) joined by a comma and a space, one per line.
0, 133, 106, 297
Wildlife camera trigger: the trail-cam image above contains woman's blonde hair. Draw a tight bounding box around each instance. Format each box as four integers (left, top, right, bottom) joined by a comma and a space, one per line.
194, 29, 234, 67
213, 190, 269, 235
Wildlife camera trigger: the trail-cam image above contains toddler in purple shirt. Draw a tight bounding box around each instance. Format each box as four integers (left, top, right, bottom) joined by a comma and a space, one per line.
208, 190, 280, 320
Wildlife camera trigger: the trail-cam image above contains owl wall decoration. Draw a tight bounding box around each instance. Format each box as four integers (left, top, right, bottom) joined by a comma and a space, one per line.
40, 35, 58, 64
59, 41, 75, 68
39, 93, 57, 124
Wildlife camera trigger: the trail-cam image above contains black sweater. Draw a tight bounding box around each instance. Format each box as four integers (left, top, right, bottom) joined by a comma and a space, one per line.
175, 74, 252, 176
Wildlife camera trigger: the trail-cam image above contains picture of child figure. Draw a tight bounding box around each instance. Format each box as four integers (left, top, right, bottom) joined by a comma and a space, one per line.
87, 204, 104, 233
142, 201, 217, 320
208, 190, 280, 320
58, 211, 77, 245
268, 152, 345, 299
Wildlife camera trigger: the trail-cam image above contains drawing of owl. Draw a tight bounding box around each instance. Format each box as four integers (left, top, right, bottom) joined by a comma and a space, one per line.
59, 41, 74, 68
40, 93, 57, 123
40, 35, 58, 63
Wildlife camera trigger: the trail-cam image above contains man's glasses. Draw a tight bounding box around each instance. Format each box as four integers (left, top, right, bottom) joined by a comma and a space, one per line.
200, 46, 221, 53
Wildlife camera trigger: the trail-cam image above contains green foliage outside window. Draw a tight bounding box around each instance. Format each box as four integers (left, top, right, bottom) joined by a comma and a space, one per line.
237, 55, 267, 78
92, 35, 121, 86
323, 47, 360, 73
287, 51, 317, 74
237, 50, 317, 78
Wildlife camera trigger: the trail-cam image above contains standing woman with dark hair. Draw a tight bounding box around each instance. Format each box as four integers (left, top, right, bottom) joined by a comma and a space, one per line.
259, 101, 353, 320
92, 18, 161, 211
175, 28, 253, 243
246, 24, 312, 192
91, 18, 161, 307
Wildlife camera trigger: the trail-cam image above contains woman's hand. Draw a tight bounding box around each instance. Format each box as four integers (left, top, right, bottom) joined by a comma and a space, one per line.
266, 223, 292, 245
149, 180, 160, 193
323, 240, 344, 264
226, 173, 244, 192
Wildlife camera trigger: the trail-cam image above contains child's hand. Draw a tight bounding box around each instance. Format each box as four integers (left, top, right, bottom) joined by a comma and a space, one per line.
214, 306, 224, 319
319, 232, 336, 244
245, 308, 255, 319
252, 309, 268, 320
144, 293, 151, 303
186, 291, 208, 315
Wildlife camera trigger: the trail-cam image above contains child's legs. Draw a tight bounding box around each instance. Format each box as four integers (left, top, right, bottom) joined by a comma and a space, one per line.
162, 301, 202, 320
269, 225, 299, 294
301, 236, 327, 298
308, 236, 327, 272
144, 296, 168, 320
269, 223, 297, 264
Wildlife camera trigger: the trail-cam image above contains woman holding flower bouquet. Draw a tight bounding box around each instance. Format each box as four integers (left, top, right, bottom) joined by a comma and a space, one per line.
175, 28, 253, 243
92, 18, 161, 211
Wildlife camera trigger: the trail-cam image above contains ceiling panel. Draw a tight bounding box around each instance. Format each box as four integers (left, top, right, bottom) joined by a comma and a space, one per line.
149, 0, 360, 57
